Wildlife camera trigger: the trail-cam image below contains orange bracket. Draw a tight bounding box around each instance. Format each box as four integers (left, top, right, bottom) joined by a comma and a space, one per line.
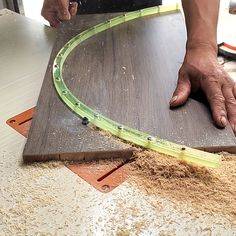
6, 107, 128, 193
68, 161, 128, 193
6, 108, 34, 137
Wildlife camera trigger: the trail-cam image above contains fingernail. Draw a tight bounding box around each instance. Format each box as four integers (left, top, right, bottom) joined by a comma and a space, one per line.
220, 116, 227, 127
232, 124, 236, 134
170, 96, 178, 105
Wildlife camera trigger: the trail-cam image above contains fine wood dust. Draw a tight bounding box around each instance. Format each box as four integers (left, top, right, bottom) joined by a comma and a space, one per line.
127, 150, 236, 218
96, 128, 133, 149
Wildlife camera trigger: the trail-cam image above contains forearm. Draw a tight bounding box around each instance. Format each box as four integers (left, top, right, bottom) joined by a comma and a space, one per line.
181, 0, 220, 53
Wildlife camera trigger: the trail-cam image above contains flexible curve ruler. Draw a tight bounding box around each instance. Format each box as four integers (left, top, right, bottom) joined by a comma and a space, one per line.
53, 5, 222, 168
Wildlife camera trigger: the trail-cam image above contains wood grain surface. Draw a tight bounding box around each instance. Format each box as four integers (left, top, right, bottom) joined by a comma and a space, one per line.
23, 11, 236, 162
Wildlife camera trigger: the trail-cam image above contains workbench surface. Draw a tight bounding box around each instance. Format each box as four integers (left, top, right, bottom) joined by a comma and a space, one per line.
1, 8, 236, 236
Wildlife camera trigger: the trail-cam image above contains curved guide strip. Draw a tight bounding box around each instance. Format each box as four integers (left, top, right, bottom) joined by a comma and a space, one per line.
53, 5, 221, 168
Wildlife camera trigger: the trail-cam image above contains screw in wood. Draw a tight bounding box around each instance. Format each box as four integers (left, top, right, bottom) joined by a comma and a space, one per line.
82, 117, 89, 125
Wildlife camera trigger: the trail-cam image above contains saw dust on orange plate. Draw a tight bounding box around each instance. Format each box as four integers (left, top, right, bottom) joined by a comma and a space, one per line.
127, 150, 236, 218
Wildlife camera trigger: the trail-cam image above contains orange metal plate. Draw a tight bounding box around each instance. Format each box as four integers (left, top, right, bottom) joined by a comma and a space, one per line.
68, 161, 128, 192
6, 107, 128, 192
6, 108, 34, 137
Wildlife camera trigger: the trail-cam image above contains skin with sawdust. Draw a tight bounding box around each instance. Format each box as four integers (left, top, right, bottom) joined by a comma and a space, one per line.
41, 0, 236, 135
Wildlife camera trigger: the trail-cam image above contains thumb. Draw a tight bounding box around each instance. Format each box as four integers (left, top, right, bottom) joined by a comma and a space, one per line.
57, 0, 71, 20
170, 71, 191, 107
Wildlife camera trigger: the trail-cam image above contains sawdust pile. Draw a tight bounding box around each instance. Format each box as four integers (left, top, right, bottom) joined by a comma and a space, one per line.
0, 158, 67, 235
127, 150, 236, 218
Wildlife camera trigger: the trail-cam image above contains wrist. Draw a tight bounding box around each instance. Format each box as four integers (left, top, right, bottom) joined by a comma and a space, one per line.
186, 41, 218, 56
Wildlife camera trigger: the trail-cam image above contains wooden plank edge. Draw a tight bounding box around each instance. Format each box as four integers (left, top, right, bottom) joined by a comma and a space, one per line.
23, 144, 236, 163
23, 148, 134, 163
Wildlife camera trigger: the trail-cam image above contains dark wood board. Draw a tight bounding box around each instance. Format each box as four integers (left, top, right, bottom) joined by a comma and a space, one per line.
23, 11, 236, 162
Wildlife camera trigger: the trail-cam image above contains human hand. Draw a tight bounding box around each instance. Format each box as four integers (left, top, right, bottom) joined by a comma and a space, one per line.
170, 44, 236, 134
41, 0, 78, 27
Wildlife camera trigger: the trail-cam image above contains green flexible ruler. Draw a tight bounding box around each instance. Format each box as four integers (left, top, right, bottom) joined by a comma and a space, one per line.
52, 5, 222, 168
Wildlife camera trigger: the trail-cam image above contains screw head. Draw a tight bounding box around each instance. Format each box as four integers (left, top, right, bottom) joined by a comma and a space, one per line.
82, 117, 89, 125
147, 136, 154, 141
101, 185, 110, 192
118, 125, 124, 130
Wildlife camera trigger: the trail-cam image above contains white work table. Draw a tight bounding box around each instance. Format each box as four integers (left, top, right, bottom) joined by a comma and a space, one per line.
0, 8, 236, 236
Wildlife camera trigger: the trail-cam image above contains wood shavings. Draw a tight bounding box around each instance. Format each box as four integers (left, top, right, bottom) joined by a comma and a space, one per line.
0, 153, 81, 235
116, 228, 130, 236
127, 150, 236, 218
1, 148, 236, 234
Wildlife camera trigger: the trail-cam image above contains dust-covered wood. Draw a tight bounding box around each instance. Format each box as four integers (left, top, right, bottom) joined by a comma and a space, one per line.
23, 12, 236, 162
